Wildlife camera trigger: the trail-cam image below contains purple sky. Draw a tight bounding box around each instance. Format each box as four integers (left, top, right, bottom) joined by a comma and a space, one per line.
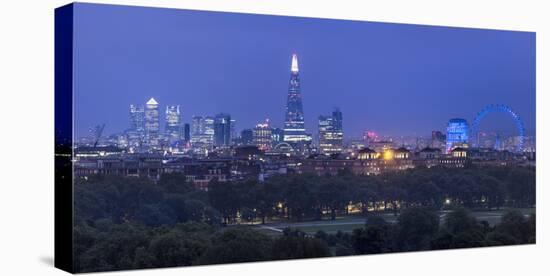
73, 3, 535, 139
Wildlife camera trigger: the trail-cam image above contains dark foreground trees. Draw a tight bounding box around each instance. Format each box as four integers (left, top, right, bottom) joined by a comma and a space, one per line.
74, 208, 535, 272
73, 166, 535, 272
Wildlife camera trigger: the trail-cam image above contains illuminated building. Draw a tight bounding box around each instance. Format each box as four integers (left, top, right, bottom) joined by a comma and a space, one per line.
128, 104, 144, 147
253, 119, 273, 151
357, 148, 379, 160
191, 116, 214, 151
394, 147, 410, 159
283, 54, 311, 145
165, 105, 182, 144
144, 98, 160, 148
230, 119, 237, 142
318, 108, 344, 155
383, 148, 394, 160
445, 118, 469, 153
451, 147, 467, 158
204, 116, 214, 139
214, 113, 231, 147
191, 116, 204, 137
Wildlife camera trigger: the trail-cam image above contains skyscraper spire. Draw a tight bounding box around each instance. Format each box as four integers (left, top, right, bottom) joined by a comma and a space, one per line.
284, 53, 310, 147
291, 53, 299, 73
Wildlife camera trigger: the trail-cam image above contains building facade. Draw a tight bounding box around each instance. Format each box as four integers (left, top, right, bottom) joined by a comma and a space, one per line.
165, 105, 182, 144
128, 104, 145, 148
318, 108, 344, 155
283, 54, 311, 147
144, 98, 160, 148
214, 113, 232, 147
253, 120, 273, 151
446, 118, 469, 153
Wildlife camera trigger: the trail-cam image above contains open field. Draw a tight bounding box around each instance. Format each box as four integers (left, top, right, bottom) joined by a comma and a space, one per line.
253, 208, 536, 235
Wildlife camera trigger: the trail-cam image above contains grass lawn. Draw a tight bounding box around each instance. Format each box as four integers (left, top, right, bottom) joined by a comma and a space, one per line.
250, 207, 536, 236
288, 223, 364, 235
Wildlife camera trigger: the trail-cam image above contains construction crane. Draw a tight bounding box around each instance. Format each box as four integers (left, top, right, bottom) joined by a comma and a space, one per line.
89, 123, 105, 148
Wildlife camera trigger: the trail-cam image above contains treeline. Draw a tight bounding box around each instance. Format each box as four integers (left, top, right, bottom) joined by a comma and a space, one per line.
74, 208, 535, 272
208, 165, 535, 223
75, 166, 534, 226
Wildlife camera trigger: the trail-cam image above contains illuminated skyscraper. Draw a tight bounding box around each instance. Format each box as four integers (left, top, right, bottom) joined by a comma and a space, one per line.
165, 105, 182, 144
144, 98, 160, 147
128, 104, 144, 147
214, 113, 231, 147
191, 115, 214, 150
283, 54, 310, 144
318, 108, 344, 155
204, 116, 214, 145
191, 116, 204, 137
445, 118, 469, 153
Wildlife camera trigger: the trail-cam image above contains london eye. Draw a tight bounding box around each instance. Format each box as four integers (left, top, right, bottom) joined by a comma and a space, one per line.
470, 104, 525, 152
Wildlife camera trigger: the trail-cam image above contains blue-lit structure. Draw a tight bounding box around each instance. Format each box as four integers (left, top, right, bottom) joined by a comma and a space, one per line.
471, 104, 525, 152
446, 118, 469, 153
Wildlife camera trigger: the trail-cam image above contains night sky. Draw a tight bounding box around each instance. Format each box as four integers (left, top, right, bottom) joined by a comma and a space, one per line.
73, 3, 535, 139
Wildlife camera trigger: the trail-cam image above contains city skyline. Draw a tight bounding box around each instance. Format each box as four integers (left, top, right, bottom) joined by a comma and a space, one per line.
73, 4, 535, 139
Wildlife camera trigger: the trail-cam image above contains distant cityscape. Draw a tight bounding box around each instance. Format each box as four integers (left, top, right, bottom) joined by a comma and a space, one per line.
74, 54, 536, 189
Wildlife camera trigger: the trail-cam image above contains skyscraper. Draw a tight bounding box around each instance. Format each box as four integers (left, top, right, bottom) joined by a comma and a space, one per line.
214, 113, 231, 147
191, 116, 204, 138
128, 104, 144, 147
144, 98, 160, 148
183, 123, 190, 142
191, 115, 214, 149
204, 116, 214, 146
446, 118, 469, 153
318, 108, 344, 155
240, 129, 254, 145
283, 54, 310, 144
165, 105, 182, 144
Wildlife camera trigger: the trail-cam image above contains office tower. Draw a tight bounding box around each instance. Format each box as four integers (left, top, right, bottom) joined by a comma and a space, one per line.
318, 108, 344, 155
446, 118, 469, 153
214, 113, 231, 147
183, 123, 190, 142
204, 116, 214, 146
271, 127, 284, 147
191, 115, 214, 149
165, 105, 182, 144
144, 98, 160, 147
191, 116, 204, 137
283, 54, 310, 144
253, 119, 273, 151
241, 129, 254, 145
128, 104, 144, 147
230, 119, 237, 142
